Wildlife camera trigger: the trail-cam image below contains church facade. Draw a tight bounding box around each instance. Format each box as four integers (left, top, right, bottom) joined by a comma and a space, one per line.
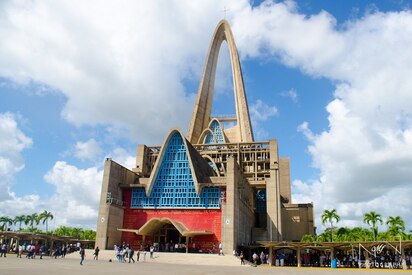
95, 20, 314, 255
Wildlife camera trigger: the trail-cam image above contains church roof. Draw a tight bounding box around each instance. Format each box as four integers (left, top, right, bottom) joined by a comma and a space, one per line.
145, 128, 215, 196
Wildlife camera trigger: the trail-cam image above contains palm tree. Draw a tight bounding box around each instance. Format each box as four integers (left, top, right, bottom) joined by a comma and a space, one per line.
336, 227, 350, 242
13, 215, 27, 230
26, 213, 39, 232
321, 209, 340, 242
363, 211, 383, 241
38, 210, 54, 233
83, 229, 96, 240
386, 216, 405, 237
301, 234, 315, 242
0, 216, 13, 231
71, 227, 82, 239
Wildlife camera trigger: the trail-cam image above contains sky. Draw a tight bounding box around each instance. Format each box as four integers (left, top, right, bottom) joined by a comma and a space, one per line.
0, 0, 411, 233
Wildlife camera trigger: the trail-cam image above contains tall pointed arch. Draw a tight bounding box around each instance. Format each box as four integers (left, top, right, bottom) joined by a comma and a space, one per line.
187, 19, 254, 144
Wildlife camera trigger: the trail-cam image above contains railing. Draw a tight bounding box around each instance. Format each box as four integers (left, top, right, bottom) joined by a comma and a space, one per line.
106, 192, 123, 207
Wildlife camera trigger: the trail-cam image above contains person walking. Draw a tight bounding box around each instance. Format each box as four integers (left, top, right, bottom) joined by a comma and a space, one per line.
149, 245, 154, 259
218, 243, 223, 255
0, 243, 7, 257
128, 246, 135, 263
240, 251, 245, 265
39, 244, 45, 259
79, 247, 85, 265
93, 246, 100, 260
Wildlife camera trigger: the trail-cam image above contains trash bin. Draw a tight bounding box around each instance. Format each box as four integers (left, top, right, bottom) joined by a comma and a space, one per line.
331, 259, 337, 268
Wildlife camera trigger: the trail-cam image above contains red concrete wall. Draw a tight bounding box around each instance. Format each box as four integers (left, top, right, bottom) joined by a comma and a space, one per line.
121, 189, 222, 252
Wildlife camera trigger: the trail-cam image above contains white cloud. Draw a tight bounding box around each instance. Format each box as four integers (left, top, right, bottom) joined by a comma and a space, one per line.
0, 112, 32, 200
0, 193, 41, 219
0, 0, 249, 144
1, 0, 412, 232
250, 99, 278, 122
231, 1, 412, 231
280, 88, 298, 103
109, 147, 136, 170
250, 99, 278, 140
44, 161, 103, 228
74, 138, 102, 161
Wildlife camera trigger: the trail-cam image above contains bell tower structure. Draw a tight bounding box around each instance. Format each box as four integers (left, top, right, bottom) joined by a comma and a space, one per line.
187, 20, 254, 144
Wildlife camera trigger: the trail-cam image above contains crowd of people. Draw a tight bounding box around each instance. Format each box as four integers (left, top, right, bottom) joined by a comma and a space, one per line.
234, 248, 411, 269
0, 242, 65, 259
111, 243, 155, 263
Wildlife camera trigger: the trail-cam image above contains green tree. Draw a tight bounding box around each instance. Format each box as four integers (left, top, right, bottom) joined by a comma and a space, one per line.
38, 210, 54, 233
26, 213, 39, 232
315, 232, 329, 242
82, 229, 96, 240
336, 227, 351, 241
321, 209, 340, 242
13, 215, 27, 230
301, 234, 315, 242
0, 216, 13, 231
363, 211, 383, 241
350, 227, 372, 242
71, 227, 82, 239
386, 216, 405, 237
54, 226, 71, 236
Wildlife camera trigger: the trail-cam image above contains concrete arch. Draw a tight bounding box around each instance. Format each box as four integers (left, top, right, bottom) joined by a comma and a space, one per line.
187, 20, 254, 144
202, 155, 220, 177
146, 128, 202, 196
198, 128, 215, 144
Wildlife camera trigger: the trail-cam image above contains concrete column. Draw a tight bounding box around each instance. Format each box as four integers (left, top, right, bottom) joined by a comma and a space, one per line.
221, 157, 239, 255
8, 238, 14, 253
186, 236, 189, 254
297, 247, 301, 267
142, 235, 146, 250
267, 139, 282, 241
269, 247, 273, 266
363, 251, 370, 269
96, 160, 126, 250
49, 240, 54, 256
401, 247, 407, 270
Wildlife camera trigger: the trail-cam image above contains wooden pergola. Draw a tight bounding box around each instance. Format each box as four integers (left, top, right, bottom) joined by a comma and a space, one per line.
257, 240, 412, 269
0, 231, 95, 254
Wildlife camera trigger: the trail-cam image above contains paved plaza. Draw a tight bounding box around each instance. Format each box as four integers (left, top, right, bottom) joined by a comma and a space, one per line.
0, 250, 409, 275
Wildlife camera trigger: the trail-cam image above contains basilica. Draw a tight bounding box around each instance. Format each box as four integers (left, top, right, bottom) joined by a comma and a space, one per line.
95, 20, 314, 255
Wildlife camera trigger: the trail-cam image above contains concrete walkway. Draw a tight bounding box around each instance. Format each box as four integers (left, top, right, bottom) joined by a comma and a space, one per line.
0, 250, 409, 275
66, 249, 243, 266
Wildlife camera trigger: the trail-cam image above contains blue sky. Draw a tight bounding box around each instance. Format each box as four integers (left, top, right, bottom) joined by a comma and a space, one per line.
1, 0, 411, 232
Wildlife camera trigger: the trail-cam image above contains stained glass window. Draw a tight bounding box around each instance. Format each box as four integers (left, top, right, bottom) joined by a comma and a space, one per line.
131, 132, 220, 208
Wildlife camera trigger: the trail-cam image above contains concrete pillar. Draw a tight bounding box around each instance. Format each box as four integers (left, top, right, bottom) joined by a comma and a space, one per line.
401, 247, 407, 270
96, 159, 126, 250
363, 250, 370, 269
186, 236, 189, 254
142, 235, 146, 250
269, 247, 273, 266
267, 139, 282, 241
49, 240, 54, 256
221, 157, 239, 255
297, 247, 301, 267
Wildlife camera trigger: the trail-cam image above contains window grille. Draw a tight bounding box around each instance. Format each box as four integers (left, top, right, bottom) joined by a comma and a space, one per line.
209, 120, 225, 143
131, 132, 220, 209
255, 189, 267, 213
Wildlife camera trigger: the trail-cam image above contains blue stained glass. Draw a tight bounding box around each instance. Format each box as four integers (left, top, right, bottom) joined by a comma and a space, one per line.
255, 189, 266, 213
209, 120, 225, 143
204, 132, 215, 144
131, 132, 220, 209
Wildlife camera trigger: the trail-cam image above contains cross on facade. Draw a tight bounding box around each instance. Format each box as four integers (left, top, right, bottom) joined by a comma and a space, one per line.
222, 6, 229, 19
